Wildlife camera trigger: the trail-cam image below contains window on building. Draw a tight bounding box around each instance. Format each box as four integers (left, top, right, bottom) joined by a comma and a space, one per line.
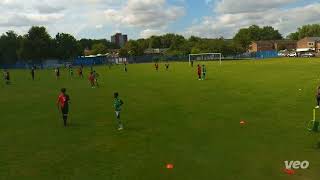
308, 42, 314, 46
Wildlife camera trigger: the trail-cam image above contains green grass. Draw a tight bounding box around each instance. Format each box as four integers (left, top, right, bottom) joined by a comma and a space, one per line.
1, 58, 320, 180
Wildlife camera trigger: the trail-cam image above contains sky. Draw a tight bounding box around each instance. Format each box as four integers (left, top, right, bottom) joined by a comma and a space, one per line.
0, 0, 319, 40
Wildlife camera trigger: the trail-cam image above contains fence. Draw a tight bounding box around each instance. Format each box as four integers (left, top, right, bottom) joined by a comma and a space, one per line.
0, 51, 279, 69
253, 50, 279, 59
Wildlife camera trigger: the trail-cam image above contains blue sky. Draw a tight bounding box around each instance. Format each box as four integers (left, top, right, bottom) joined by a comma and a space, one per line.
0, 0, 319, 40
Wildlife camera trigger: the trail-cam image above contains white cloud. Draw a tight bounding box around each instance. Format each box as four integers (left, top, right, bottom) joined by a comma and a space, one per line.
215, 0, 298, 14
0, 0, 184, 39
104, 0, 185, 28
0, 13, 64, 27
140, 29, 165, 38
0, 0, 123, 37
185, 2, 320, 38
95, 24, 103, 29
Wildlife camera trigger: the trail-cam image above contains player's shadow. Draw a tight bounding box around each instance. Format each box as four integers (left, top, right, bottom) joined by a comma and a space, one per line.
67, 122, 84, 128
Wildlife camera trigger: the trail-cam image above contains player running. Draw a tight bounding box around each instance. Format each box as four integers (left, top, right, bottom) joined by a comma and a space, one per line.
31, 66, 35, 80
316, 86, 320, 109
114, 92, 124, 130
165, 63, 170, 71
197, 64, 202, 80
124, 62, 128, 72
93, 70, 100, 88
88, 72, 95, 88
57, 88, 70, 127
55, 67, 60, 80
202, 64, 207, 80
69, 65, 74, 78
78, 67, 83, 78
3, 70, 10, 85
155, 63, 159, 71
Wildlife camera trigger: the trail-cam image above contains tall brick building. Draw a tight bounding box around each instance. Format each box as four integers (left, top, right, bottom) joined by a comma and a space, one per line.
111, 33, 128, 48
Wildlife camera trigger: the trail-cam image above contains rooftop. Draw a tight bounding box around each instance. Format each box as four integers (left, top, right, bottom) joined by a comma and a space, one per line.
303, 37, 320, 41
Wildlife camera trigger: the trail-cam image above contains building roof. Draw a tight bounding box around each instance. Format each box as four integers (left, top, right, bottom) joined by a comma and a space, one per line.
252, 40, 296, 44
273, 40, 297, 43
302, 37, 320, 41
251, 41, 274, 45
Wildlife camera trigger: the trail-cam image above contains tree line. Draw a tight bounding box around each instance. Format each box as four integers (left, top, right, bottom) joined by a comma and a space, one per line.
0, 26, 119, 65
0, 24, 319, 65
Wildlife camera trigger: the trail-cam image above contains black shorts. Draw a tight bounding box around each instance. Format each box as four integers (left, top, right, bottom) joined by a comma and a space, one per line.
61, 106, 69, 115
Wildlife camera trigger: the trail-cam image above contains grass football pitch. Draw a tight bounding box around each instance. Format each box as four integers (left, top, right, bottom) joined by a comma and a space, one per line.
1, 58, 320, 180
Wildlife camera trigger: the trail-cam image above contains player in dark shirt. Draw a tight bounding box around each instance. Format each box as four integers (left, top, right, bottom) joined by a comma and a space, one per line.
155, 63, 159, 71
78, 67, 83, 78
31, 67, 35, 80
3, 70, 10, 85
165, 63, 170, 71
55, 67, 60, 80
197, 64, 202, 80
316, 86, 320, 109
57, 88, 70, 127
124, 62, 128, 72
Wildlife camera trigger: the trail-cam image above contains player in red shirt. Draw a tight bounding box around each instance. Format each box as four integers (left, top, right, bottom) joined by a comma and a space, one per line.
88, 72, 95, 88
57, 88, 70, 127
197, 64, 202, 80
155, 63, 159, 71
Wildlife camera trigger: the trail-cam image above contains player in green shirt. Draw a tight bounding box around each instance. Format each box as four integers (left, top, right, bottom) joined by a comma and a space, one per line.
114, 92, 124, 130
93, 70, 99, 87
202, 64, 207, 80
69, 65, 74, 78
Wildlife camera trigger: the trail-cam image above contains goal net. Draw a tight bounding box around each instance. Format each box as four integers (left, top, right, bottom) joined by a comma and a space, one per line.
189, 53, 222, 65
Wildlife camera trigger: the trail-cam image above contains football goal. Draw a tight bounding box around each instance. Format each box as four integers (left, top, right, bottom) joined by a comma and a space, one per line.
189, 53, 222, 65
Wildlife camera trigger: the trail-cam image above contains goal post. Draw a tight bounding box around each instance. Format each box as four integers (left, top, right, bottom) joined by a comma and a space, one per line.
189, 53, 222, 65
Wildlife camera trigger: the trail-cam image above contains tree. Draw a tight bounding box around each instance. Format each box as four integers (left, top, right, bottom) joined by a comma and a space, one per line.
136, 39, 149, 50
20, 26, 52, 63
169, 34, 186, 50
149, 36, 162, 48
160, 34, 179, 48
54, 33, 78, 60
233, 28, 252, 50
189, 36, 201, 43
288, 24, 320, 40
124, 40, 144, 56
234, 25, 283, 50
91, 43, 108, 55
77, 38, 119, 56
191, 47, 201, 54
0, 31, 21, 65
260, 26, 282, 40
119, 48, 129, 57
287, 32, 299, 40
